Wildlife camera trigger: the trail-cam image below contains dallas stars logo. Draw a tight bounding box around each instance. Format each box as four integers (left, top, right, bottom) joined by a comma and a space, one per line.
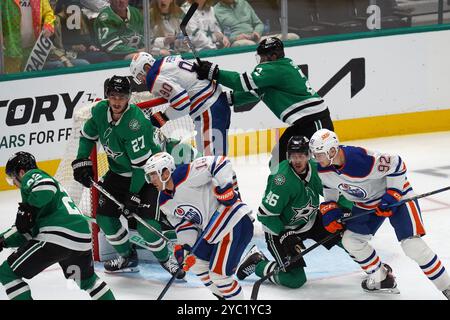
290, 199, 316, 225
103, 139, 123, 160
289, 188, 317, 225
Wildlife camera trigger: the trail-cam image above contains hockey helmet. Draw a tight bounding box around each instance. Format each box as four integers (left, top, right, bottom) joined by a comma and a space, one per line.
5, 151, 37, 185
105, 75, 131, 97
144, 152, 176, 185
257, 37, 285, 59
286, 136, 310, 160
129, 52, 155, 84
309, 129, 340, 162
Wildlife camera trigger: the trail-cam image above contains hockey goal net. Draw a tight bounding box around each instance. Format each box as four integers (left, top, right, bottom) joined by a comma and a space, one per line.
54, 92, 195, 261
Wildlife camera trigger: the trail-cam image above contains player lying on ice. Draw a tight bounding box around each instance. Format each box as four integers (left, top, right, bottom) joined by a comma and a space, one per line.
0, 152, 115, 300
310, 129, 450, 298
144, 152, 254, 299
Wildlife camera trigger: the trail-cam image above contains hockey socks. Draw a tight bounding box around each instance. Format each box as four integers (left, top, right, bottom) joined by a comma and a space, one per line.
82, 274, 115, 300
0, 262, 32, 300
96, 215, 131, 256
136, 218, 169, 262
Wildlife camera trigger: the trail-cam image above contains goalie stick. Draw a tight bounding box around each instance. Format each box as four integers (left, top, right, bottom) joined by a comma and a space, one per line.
250, 185, 450, 300
180, 2, 201, 64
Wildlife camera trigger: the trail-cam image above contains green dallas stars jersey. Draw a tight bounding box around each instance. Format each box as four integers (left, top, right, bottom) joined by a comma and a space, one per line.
76, 100, 161, 194
217, 58, 328, 125
258, 160, 352, 235
2, 169, 92, 251
94, 6, 144, 56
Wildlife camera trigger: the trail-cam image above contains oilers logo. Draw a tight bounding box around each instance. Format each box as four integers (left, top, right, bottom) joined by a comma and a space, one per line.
174, 204, 203, 225
338, 183, 367, 199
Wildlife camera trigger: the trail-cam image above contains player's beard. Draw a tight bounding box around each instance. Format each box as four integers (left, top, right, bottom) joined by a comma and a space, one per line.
109, 103, 128, 121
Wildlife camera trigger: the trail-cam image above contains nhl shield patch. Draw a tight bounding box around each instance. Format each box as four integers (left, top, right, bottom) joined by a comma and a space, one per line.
274, 174, 286, 186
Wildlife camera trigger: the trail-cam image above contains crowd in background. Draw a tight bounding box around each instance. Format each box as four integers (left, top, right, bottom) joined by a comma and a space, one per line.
1, 0, 298, 74
1, 0, 437, 74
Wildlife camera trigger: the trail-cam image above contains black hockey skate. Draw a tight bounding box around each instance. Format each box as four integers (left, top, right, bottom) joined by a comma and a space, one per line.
160, 256, 186, 280
236, 245, 268, 280
361, 263, 400, 294
104, 246, 139, 273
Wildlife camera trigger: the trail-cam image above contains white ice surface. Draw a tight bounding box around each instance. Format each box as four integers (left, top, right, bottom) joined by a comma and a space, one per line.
0, 131, 449, 300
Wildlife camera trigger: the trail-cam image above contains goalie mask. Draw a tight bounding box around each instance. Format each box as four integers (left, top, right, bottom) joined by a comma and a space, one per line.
309, 129, 340, 165
144, 152, 176, 190
5, 151, 38, 185
129, 52, 156, 84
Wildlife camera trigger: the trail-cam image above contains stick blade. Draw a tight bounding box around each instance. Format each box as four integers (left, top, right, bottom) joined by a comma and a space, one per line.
180, 2, 199, 32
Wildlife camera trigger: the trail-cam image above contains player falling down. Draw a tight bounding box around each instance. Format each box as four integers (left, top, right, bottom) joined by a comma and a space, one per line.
310, 129, 450, 299
236, 136, 352, 288
129, 52, 231, 156
0, 152, 115, 300
71, 76, 183, 278
144, 152, 254, 300
193, 37, 334, 169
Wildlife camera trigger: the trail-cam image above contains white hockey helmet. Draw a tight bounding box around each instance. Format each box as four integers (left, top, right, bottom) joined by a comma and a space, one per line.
309, 129, 340, 162
129, 52, 155, 84
144, 152, 176, 185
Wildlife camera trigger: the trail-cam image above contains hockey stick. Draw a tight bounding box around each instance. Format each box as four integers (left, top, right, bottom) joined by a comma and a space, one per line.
180, 2, 201, 64
90, 180, 170, 242
250, 232, 341, 300
81, 214, 168, 252
250, 185, 450, 299
338, 185, 450, 223
157, 206, 223, 300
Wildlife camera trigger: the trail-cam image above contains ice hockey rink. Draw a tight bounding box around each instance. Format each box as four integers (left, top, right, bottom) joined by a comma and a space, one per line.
0, 131, 449, 300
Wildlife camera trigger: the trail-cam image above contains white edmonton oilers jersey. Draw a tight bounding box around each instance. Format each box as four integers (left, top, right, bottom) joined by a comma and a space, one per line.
317, 146, 413, 209
145, 55, 222, 119
158, 156, 252, 246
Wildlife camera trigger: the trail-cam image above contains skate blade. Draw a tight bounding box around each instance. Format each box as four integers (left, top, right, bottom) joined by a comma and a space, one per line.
104, 267, 140, 274
363, 287, 400, 294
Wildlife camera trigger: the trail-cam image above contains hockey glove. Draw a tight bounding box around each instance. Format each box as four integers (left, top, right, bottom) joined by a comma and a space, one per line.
150, 111, 169, 128
214, 183, 239, 207
174, 244, 195, 271
123, 193, 141, 218
320, 201, 344, 233
15, 203, 37, 234
375, 188, 402, 217
71, 158, 94, 188
193, 60, 219, 81
279, 230, 305, 257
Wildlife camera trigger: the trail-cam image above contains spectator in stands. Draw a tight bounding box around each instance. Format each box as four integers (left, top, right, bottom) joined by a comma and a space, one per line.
94, 0, 145, 60
1, 0, 55, 73
181, 0, 231, 50
53, 0, 111, 64
44, 13, 91, 70
214, 0, 264, 47
150, 0, 187, 55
